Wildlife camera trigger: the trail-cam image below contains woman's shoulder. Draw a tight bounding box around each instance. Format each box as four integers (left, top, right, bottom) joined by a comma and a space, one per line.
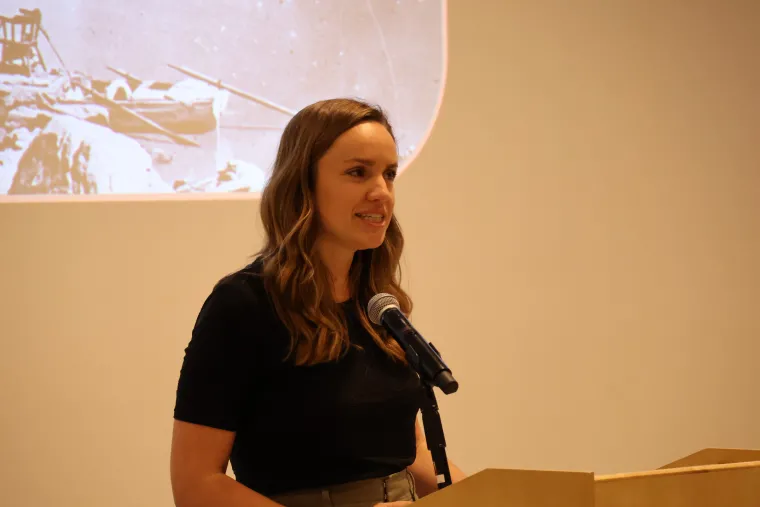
195, 257, 275, 330
190, 257, 289, 358
212, 257, 267, 298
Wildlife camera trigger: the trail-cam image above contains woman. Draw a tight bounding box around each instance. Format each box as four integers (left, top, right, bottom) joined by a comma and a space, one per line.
170, 98, 465, 507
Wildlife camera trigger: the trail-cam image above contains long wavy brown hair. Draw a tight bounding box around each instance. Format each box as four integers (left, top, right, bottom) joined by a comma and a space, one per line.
255, 98, 412, 366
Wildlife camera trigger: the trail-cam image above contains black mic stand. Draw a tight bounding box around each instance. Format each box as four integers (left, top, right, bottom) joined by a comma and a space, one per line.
419, 380, 453, 489
402, 344, 456, 490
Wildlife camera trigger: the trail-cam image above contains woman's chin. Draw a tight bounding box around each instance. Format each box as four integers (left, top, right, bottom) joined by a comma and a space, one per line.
354, 234, 386, 251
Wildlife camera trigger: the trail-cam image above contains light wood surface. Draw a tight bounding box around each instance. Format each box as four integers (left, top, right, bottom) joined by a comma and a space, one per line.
415, 468, 595, 507
595, 460, 760, 507
659, 447, 760, 469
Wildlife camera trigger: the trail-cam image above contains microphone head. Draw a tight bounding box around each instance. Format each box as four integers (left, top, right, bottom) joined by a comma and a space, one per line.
367, 293, 400, 325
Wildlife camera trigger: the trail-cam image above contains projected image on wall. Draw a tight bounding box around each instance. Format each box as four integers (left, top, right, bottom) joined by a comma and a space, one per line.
0, 1, 444, 199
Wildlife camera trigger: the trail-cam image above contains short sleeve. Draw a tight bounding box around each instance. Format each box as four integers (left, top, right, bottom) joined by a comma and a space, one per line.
173, 278, 259, 432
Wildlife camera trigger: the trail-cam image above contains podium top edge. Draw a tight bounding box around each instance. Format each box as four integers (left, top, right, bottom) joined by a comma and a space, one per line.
596, 460, 760, 483
479, 467, 594, 476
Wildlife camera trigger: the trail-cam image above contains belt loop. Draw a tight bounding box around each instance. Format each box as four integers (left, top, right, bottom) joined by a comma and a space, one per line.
383, 476, 389, 502
321, 489, 331, 506
406, 468, 417, 499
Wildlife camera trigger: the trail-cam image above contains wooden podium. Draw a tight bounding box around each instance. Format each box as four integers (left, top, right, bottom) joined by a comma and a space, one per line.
413, 448, 760, 506
595, 448, 760, 507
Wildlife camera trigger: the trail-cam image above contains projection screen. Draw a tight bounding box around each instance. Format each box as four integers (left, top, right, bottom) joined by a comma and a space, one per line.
0, 0, 446, 201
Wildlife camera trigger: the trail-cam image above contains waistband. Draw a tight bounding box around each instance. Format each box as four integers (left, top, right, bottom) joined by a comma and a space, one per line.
271, 468, 416, 505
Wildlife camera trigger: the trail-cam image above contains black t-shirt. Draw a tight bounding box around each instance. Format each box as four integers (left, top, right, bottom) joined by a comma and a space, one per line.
173, 259, 424, 496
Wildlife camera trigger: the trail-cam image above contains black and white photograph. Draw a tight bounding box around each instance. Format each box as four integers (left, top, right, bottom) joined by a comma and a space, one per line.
0, 0, 445, 199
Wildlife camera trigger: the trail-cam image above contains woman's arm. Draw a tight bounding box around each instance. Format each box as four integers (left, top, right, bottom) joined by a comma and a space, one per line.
170, 419, 284, 507
406, 419, 467, 497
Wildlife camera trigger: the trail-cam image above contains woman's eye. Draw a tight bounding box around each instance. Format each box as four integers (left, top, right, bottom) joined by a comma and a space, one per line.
347, 167, 365, 177
385, 170, 397, 181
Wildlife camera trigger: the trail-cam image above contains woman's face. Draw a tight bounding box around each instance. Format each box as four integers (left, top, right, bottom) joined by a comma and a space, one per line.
314, 121, 398, 255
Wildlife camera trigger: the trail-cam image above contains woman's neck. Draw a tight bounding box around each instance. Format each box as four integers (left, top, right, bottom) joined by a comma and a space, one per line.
316, 239, 355, 303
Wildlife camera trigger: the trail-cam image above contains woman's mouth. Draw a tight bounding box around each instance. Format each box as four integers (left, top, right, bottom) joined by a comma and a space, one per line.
356, 213, 383, 221
355, 213, 386, 225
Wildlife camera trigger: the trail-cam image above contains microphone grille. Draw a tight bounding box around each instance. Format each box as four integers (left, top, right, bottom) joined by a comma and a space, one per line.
367, 292, 400, 325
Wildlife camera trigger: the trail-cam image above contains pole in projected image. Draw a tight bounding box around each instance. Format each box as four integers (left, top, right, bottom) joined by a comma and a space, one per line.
367, 293, 458, 490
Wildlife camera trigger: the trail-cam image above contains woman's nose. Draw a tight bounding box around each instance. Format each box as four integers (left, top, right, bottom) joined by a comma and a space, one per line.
367, 178, 392, 200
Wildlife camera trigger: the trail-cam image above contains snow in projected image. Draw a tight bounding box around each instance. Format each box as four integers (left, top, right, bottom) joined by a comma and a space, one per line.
0, 1, 445, 199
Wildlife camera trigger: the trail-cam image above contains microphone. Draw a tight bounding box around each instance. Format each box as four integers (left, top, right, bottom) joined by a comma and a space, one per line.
367, 293, 458, 394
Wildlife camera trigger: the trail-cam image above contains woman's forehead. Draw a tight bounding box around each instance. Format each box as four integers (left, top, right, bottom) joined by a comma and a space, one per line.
325, 123, 397, 161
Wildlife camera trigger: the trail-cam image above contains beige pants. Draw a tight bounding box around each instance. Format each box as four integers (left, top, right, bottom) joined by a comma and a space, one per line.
270, 469, 418, 507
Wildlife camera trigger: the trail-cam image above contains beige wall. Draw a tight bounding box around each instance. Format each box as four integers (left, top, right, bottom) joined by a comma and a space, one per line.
2, 1, 759, 506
